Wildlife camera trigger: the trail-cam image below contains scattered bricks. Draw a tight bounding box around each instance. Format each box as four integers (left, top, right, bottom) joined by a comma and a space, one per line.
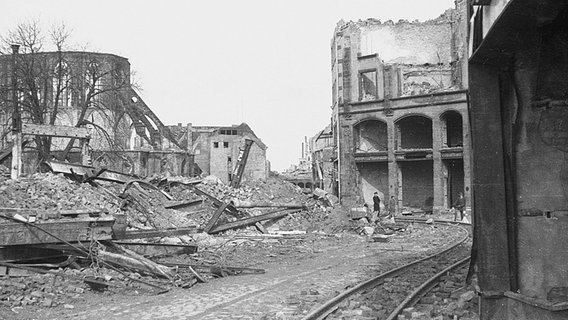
63, 304, 75, 309
460, 290, 475, 302
30, 290, 43, 298
419, 296, 436, 304
7, 280, 26, 290
410, 311, 428, 319
41, 298, 53, 307
402, 307, 416, 318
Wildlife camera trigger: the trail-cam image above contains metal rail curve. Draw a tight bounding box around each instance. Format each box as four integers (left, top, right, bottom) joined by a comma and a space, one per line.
301, 221, 471, 320
385, 256, 471, 320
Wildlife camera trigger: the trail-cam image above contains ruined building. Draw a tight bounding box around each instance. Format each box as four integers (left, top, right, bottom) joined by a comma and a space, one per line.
329, 2, 471, 214
0, 51, 191, 176
168, 123, 269, 184
469, 0, 568, 318
311, 124, 334, 193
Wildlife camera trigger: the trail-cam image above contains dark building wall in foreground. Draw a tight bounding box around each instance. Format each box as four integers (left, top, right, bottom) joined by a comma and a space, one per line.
469, 0, 568, 319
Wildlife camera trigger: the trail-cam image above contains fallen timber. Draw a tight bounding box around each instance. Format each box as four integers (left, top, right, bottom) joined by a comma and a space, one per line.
116, 226, 198, 240
160, 261, 265, 276
230, 199, 307, 209
208, 209, 301, 234
46, 160, 138, 184
111, 241, 198, 256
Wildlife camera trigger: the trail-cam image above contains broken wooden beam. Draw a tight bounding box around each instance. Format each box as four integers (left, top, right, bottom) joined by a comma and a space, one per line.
0, 208, 106, 219
98, 250, 175, 280
45, 161, 138, 184
22, 123, 91, 139
208, 209, 300, 234
111, 241, 198, 256
230, 199, 307, 209
186, 185, 239, 215
204, 202, 230, 234
164, 199, 203, 209
114, 226, 198, 240
159, 262, 265, 276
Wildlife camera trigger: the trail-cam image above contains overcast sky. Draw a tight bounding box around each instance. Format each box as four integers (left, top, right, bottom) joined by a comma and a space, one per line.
1, 0, 455, 172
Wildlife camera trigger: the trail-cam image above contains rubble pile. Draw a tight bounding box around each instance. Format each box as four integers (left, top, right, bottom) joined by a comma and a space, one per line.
0, 272, 85, 308
0, 167, 354, 315
0, 173, 117, 213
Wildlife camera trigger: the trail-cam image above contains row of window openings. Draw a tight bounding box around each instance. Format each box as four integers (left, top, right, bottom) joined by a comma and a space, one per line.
213, 142, 229, 148
219, 129, 238, 135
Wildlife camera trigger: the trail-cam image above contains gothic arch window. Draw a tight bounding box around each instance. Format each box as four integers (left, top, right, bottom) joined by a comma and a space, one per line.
53, 61, 72, 107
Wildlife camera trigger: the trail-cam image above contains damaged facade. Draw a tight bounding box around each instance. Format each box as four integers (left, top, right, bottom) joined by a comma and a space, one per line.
311, 124, 335, 193
329, 2, 471, 214
0, 51, 191, 177
469, 0, 568, 319
169, 123, 269, 185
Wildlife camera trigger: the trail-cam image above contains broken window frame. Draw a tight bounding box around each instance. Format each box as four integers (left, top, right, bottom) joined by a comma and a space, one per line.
358, 69, 378, 101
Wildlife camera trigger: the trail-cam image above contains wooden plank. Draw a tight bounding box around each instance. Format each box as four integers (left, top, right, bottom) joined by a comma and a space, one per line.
11, 133, 22, 179
111, 241, 198, 256
164, 199, 203, 209
0, 217, 114, 246
231, 200, 306, 209
115, 226, 197, 240
204, 202, 229, 234
22, 123, 91, 139
0, 208, 106, 218
160, 261, 265, 275
208, 209, 297, 234
46, 160, 93, 176
187, 185, 239, 215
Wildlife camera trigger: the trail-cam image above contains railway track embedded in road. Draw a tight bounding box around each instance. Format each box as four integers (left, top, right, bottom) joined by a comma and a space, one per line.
302, 219, 472, 320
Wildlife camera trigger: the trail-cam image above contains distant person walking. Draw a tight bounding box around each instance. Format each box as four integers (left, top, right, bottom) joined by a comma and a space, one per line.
372, 192, 381, 222
452, 192, 465, 221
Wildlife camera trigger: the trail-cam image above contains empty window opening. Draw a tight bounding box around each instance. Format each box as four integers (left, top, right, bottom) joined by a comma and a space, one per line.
443, 159, 464, 208
223, 142, 229, 148
396, 116, 433, 149
398, 161, 434, 210
359, 70, 378, 101
213, 142, 219, 148
354, 120, 388, 152
357, 162, 389, 206
441, 112, 463, 147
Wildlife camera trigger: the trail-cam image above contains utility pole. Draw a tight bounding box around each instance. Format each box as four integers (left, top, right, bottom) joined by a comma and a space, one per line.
10, 44, 21, 179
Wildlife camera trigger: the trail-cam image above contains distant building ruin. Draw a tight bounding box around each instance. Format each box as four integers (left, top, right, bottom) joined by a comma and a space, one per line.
0, 51, 191, 176
169, 123, 269, 184
327, 1, 471, 214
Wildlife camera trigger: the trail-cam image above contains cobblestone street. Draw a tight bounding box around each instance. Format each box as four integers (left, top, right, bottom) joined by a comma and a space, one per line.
16, 224, 463, 320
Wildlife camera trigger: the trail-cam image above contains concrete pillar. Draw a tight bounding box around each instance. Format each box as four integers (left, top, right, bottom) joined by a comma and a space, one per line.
461, 108, 472, 215
387, 116, 398, 213
432, 115, 444, 214
338, 123, 358, 205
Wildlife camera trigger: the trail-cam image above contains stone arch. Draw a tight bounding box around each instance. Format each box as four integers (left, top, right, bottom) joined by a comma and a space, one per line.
440, 110, 463, 147
353, 118, 388, 152
395, 114, 433, 149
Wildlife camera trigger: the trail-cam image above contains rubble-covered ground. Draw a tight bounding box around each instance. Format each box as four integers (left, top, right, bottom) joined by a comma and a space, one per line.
0, 168, 477, 319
